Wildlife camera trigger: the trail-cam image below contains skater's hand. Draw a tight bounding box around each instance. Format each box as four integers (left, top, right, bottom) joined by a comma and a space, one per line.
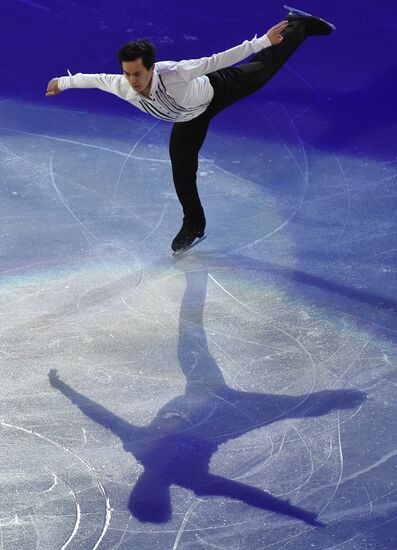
46, 78, 62, 97
266, 20, 289, 45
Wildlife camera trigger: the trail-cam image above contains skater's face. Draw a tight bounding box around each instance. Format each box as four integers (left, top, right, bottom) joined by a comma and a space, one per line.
122, 58, 154, 95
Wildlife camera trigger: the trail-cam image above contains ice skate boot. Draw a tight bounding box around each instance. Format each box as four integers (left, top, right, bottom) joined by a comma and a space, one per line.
284, 5, 336, 35
171, 218, 206, 254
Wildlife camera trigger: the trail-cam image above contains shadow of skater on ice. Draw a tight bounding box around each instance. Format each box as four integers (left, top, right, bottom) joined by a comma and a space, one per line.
48, 259, 366, 527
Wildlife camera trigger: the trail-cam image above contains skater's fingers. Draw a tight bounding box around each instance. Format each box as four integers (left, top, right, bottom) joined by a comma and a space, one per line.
269, 21, 287, 30
266, 20, 289, 40
267, 22, 288, 44
46, 78, 61, 97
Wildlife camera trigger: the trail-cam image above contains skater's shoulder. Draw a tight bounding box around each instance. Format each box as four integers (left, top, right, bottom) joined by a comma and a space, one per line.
155, 59, 199, 79
154, 60, 180, 74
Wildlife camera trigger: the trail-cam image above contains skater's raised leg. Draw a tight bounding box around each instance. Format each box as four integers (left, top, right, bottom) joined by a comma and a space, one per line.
207, 20, 306, 116
207, 7, 334, 116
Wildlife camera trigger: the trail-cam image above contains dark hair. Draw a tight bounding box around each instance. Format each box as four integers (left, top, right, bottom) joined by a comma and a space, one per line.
118, 39, 156, 70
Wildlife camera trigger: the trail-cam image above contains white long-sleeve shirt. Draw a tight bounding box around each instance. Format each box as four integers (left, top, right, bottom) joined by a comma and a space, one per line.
57, 33, 272, 122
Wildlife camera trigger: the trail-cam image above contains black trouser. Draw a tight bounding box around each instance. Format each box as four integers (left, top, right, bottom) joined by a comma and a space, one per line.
168, 21, 306, 226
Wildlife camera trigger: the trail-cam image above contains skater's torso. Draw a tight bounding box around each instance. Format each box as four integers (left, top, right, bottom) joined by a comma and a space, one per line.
127, 63, 214, 122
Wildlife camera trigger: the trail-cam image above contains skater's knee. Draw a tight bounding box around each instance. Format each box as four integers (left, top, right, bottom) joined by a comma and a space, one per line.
169, 145, 200, 167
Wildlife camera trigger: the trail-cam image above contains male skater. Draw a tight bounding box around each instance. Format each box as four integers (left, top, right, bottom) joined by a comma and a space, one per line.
46, 6, 335, 253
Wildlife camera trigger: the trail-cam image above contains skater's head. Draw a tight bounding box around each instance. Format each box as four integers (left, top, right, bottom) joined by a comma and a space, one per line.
118, 39, 156, 93
118, 39, 156, 69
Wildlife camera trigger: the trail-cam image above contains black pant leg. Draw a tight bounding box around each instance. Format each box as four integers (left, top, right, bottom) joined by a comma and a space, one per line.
169, 114, 211, 224
207, 21, 306, 116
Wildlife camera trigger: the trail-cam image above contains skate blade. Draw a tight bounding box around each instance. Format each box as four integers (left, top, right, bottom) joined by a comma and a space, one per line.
172, 235, 207, 257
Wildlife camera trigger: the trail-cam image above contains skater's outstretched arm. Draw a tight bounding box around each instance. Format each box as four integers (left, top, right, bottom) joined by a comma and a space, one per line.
48, 369, 140, 442
174, 21, 288, 82
46, 73, 125, 97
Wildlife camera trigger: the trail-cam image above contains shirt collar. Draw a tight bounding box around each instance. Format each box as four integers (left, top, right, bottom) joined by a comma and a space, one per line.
147, 68, 159, 99
124, 66, 159, 101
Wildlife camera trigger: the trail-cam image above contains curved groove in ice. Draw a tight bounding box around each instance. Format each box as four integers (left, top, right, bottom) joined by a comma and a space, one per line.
0, 421, 111, 549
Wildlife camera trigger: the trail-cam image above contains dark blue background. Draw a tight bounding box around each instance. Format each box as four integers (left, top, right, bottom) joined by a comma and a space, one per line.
3, 0, 396, 159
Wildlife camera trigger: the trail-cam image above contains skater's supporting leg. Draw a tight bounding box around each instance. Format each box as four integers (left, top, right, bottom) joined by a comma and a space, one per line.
169, 116, 210, 224
169, 115, 210, 251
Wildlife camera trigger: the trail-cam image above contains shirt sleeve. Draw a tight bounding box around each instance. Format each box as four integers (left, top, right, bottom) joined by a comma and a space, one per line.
174, 33, 272, 82
57, 73, 125, 96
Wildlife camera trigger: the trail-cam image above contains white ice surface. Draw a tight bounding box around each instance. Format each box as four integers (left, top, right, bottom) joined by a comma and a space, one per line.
0, 95, 396, 549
